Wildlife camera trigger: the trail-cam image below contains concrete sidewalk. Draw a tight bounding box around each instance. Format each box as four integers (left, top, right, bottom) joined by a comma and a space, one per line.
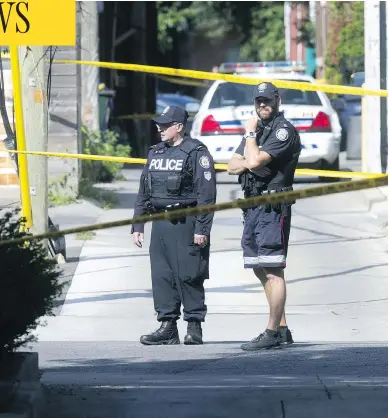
1, 157, 386, 416
33, 184, 388, 343
30, 171, 388, 417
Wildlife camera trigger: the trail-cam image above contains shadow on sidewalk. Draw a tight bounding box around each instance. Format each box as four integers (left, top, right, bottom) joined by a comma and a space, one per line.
39, 344, 388, 417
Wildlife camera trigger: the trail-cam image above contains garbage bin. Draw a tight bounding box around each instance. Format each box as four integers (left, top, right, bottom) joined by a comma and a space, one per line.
346, 115, 362, 160
98, 86, 116, 131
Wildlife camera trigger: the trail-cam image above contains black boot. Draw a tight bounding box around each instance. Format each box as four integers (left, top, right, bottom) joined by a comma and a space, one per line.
140, 320, 180, 345
184, 320, 203, 345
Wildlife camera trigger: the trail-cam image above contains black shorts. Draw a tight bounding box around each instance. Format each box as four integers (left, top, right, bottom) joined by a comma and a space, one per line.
241, 205, 291, 269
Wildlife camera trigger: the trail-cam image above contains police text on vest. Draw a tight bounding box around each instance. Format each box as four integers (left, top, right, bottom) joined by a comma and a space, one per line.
150, 158, 184, 171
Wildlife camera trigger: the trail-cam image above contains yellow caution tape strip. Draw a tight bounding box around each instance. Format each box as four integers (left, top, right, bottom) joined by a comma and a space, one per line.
115, 113, 158, 120
0, 175, 387, 247
52, 59, 388, 97
6, 149, 385, 180
115, 112, 197, 120
154, 74, 210, 88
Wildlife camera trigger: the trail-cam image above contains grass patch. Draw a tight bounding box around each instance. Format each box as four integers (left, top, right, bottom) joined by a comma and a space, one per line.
48, 174, 77, 207
76, 231, 96, 240
48, 193, 75, 207
114, 173, 127, 182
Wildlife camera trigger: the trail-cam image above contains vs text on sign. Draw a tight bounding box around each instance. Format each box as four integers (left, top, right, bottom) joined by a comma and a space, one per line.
0, 0, 76, 45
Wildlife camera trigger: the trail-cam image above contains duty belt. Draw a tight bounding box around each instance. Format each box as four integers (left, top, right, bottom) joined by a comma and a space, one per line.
146, 201, 197, 214
266, 186, 294, 195
239, 186, 295, 217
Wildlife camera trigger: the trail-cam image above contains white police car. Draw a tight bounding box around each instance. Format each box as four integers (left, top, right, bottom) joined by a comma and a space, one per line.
190, 61, 342, 175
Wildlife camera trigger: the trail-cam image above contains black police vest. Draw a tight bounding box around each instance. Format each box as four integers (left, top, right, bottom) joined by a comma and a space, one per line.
146, 137, 205, 207
239, 113, 301, 196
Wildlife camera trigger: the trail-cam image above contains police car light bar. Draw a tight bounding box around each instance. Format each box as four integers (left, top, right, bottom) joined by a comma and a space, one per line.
218, 61, 306, 74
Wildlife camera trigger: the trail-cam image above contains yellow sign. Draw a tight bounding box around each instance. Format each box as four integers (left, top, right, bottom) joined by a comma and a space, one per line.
0, 0, 76, 45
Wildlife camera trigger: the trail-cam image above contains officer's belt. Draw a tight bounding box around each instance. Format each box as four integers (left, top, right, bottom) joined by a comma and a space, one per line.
150, 202, 197, 214
246, 186, 294, 197
266, 186, 294, 195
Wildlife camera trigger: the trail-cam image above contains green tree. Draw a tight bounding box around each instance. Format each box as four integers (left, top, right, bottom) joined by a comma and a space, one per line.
239, 3, 285, 61
0, 209, 64, 356
296, 17, 316, 49
157, 2, 197, 53
157, 1, 286, 62
325, 1, 364, 85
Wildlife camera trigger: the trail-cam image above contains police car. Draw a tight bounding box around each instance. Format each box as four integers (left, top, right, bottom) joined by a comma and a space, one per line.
190, 61, 342, 175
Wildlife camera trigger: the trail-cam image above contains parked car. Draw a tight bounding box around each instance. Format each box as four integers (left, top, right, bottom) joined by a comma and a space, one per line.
331, 71, 365, 151
190, 61, 342, 179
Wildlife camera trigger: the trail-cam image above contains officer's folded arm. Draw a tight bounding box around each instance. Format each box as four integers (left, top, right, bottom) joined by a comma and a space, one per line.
227, 153, 248, 175
244, 137, 272, 170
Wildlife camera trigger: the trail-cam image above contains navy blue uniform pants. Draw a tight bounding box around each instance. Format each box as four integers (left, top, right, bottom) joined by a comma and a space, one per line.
149, 216, 209, 322
241, 205, 291, 269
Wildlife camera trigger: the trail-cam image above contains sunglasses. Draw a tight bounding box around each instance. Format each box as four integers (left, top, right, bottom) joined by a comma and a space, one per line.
255, 97, 277, 106
156, 122, 181, 132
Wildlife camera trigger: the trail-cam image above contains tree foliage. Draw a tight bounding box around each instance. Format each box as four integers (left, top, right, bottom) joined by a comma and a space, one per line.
325, 1, 364, 85
157, 1, 285, 61
0, 209, 64, 357
240, 3, 285, 61
157, 2, 197, 53
81, 126, 131, 183
296, 17, 315, 49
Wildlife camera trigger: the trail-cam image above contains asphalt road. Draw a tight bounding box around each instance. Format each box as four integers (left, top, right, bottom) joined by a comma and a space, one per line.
28, 165, 388, 417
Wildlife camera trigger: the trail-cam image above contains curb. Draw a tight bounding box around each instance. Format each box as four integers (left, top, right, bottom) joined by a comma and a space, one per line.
0, 353, 44, 418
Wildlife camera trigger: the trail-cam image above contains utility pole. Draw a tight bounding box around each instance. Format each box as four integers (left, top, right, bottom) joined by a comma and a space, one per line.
380, 0, 388, 175
19, 46, 49, 245
79, 1, 100, 133
387, 0, 389, 174
364, 1, 382, 173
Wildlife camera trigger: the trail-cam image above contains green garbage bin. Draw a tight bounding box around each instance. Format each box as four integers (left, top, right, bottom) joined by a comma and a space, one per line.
98, 86, 116, 131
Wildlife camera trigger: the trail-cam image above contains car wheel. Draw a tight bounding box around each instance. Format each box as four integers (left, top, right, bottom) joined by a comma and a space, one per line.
318, 157, 342, 183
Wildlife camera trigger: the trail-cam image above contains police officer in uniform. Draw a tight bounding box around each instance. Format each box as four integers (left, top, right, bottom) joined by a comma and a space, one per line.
227, 82, 301, 351
131, 105, 217, 346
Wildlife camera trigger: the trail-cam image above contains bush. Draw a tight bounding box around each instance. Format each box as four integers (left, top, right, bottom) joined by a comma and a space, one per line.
81, 126, 132, 183
0, 209, 64, 359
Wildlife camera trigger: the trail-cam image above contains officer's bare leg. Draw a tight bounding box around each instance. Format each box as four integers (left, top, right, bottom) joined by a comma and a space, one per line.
265, 268, 286, 332
253, 268, 287, 327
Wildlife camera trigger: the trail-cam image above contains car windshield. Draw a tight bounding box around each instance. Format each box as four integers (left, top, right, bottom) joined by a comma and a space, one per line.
157, 94, 199, 106
209, 80, 323, 108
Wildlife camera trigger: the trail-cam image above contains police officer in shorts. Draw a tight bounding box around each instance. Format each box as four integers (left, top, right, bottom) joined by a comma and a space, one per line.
227, 82, 301, 351
131, 105, 217, 346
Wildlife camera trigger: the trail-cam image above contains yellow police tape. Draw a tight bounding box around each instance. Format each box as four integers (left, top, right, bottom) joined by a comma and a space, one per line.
6, 149, 386, 180
116, 112, 197, 120
155, 74, 210, 88
0, 175, 387, 247
52, 59, 388, 97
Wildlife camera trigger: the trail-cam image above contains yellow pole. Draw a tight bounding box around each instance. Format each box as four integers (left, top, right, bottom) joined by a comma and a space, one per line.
10, 46, 32, 230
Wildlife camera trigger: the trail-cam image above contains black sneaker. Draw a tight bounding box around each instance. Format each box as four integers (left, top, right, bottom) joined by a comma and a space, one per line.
140, 320, 180, 345
241, 330, 281, 351
184, 320, 203, 345
278, 326, 294, 345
